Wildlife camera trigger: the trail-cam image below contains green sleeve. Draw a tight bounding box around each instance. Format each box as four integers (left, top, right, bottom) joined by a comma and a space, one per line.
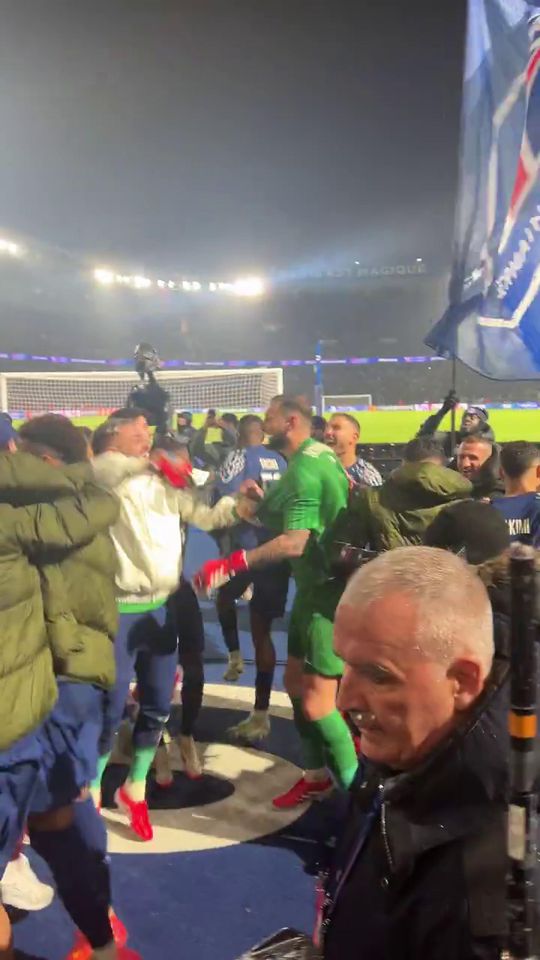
15, 485, 119, 554
283, 467, 322, 531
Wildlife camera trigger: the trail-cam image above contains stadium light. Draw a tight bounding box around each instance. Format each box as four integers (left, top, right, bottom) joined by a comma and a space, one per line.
233, 276, 266, 297
0, 238, 22, 257
132, 275, 152, 289
94, 268, 115, 285
416, 257, 423, 263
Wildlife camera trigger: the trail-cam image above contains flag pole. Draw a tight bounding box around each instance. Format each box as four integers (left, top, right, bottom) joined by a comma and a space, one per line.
508, 545, 539, 960
450, 355, 457, 457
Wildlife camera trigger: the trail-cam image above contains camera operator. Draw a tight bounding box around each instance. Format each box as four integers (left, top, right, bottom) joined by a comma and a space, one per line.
127, 342, 171, 436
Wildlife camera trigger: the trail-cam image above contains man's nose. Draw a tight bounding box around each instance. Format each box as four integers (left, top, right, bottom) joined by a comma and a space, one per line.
337, 669, 367, 712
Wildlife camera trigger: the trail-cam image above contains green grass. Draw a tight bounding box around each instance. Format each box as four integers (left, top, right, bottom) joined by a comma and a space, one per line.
23, 408, 539, 444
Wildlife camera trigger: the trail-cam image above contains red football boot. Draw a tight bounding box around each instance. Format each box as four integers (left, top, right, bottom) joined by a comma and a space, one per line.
272, 776, 333, 809
114, 786, 153, 841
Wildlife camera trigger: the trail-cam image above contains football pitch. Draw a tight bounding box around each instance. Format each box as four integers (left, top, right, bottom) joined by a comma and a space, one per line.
52, 408, 540, 444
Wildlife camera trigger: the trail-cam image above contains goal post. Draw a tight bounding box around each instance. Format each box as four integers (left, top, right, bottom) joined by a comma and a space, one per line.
0, 367, 284, 419
323, 393, 373, 412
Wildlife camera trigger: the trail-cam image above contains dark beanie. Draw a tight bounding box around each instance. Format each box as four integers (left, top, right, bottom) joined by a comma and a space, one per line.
424, 500, 510, 565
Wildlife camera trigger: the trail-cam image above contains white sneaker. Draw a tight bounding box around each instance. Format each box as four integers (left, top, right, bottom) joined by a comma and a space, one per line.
228, 711, 271, 743
178, 735, 203, 779
223, 650, 244, 682
1, 854, 54, 911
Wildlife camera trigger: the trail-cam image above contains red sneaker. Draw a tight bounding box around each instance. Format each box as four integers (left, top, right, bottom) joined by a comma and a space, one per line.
67, 911, 128, 959
115, 786, 154, 841
110, 912, 128, 947
64, 936, 92, 960
272, 776, 333, 810
65, 945, 141, 960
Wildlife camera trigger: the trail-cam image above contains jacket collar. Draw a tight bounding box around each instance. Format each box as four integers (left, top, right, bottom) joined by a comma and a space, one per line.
353, 655, 510, 873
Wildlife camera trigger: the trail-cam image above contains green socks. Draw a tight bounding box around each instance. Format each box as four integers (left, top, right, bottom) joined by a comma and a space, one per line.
291, 699, 358, 789
291, 697, 326, 771
90, 753, 111, 804
128, 745, 156, 784
90, 745, 160, 804
311, 710, 358, 789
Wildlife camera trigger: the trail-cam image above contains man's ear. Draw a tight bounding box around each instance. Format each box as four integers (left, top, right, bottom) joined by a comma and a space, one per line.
447, 658, 484, 711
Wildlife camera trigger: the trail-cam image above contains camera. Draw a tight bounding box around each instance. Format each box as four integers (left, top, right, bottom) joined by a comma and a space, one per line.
128, 342, 171, 435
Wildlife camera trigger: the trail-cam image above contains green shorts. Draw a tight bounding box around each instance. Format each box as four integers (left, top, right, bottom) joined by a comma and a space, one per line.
288, 582, 344, 678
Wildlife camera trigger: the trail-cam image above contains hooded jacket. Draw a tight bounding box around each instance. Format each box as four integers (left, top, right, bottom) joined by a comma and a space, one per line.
0, 452, 120, 750
418, 407, 495, 459
323, 652, 514, 960
94, 452, 237, 610
332, 461, 473, 552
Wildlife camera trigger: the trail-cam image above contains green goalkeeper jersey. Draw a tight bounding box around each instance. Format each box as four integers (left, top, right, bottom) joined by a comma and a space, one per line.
257, 438, 349, 590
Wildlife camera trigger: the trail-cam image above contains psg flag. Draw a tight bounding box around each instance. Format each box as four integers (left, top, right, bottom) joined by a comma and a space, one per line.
426, 0, 540, 378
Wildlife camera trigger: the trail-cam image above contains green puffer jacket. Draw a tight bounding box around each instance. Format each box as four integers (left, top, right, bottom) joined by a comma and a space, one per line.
333, 462, 473, 553
0, 452, 119, 750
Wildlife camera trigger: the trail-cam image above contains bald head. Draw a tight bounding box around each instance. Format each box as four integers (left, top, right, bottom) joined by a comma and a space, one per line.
335, 546, 493, 770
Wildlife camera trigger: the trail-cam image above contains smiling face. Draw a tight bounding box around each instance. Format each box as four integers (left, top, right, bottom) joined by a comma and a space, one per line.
334, 591, 482, 770
457, 439, 492, 480
324, 414, 359, 460
108, 415, 151, 458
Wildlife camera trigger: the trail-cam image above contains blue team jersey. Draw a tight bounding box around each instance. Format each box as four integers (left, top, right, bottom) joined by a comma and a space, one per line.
491, 493, 540, 546
215, 445, 287, 549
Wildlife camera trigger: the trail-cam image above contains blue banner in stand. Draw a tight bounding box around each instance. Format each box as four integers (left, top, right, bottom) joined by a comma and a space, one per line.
426, 0, 540, 379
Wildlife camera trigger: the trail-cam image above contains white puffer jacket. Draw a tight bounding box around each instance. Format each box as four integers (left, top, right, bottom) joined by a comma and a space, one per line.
94, 453, 236, 608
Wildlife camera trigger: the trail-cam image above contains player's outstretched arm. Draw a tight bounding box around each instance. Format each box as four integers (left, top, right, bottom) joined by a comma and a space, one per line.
193, 529, 310, 594
175, 489, 239, 531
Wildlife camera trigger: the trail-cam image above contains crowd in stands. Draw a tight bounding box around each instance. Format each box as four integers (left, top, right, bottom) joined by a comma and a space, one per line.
0, 387, 539, 960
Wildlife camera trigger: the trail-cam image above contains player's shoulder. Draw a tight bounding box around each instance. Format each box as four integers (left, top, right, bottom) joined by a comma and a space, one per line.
299, 441, 338, 463
218, 448, 247, 483
252, 446, 285, 470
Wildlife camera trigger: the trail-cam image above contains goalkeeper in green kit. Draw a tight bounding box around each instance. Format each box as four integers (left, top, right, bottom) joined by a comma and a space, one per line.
194, 395, 358, 808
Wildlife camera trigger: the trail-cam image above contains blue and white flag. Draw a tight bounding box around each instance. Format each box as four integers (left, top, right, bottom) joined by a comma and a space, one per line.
426, 0, 540, 378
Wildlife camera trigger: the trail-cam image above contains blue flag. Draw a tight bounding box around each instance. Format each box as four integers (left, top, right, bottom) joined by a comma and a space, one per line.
426, 0, 540, 378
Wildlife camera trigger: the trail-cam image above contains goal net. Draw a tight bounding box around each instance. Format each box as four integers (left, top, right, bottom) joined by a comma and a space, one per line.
323, 393, 373, 412
0, 368, 284, 418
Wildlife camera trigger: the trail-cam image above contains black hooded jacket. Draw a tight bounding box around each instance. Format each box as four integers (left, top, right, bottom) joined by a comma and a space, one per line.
418, 408, 495, 461
323, 653, 516, 960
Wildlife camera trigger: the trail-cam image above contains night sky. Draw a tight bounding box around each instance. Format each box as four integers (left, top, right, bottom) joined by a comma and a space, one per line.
0, 0, 467, 280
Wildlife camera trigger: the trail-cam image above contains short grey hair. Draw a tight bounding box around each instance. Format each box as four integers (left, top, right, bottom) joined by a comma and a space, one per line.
339, 546, 494, 672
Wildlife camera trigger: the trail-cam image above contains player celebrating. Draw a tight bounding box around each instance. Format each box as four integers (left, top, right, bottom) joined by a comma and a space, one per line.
90, 412, 241, 840
324, 413, 382, 487
214, 414, 289, 742
194, 395, 358, 808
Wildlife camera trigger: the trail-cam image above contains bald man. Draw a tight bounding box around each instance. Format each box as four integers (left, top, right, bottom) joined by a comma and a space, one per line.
321, 546, 512, 960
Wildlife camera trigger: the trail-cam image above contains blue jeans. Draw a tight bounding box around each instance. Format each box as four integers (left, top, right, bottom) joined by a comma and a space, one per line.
31, 681, 106, 814
0, 681, 105, 872
100, 606, 178, 755
0, 733, 41, 874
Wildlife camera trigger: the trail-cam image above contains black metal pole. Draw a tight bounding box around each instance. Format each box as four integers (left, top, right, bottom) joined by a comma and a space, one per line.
508, 544, 539, 960
450, 355, 457, 458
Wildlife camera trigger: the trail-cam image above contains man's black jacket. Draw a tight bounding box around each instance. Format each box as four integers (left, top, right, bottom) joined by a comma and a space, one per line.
323, 654, 515, 960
